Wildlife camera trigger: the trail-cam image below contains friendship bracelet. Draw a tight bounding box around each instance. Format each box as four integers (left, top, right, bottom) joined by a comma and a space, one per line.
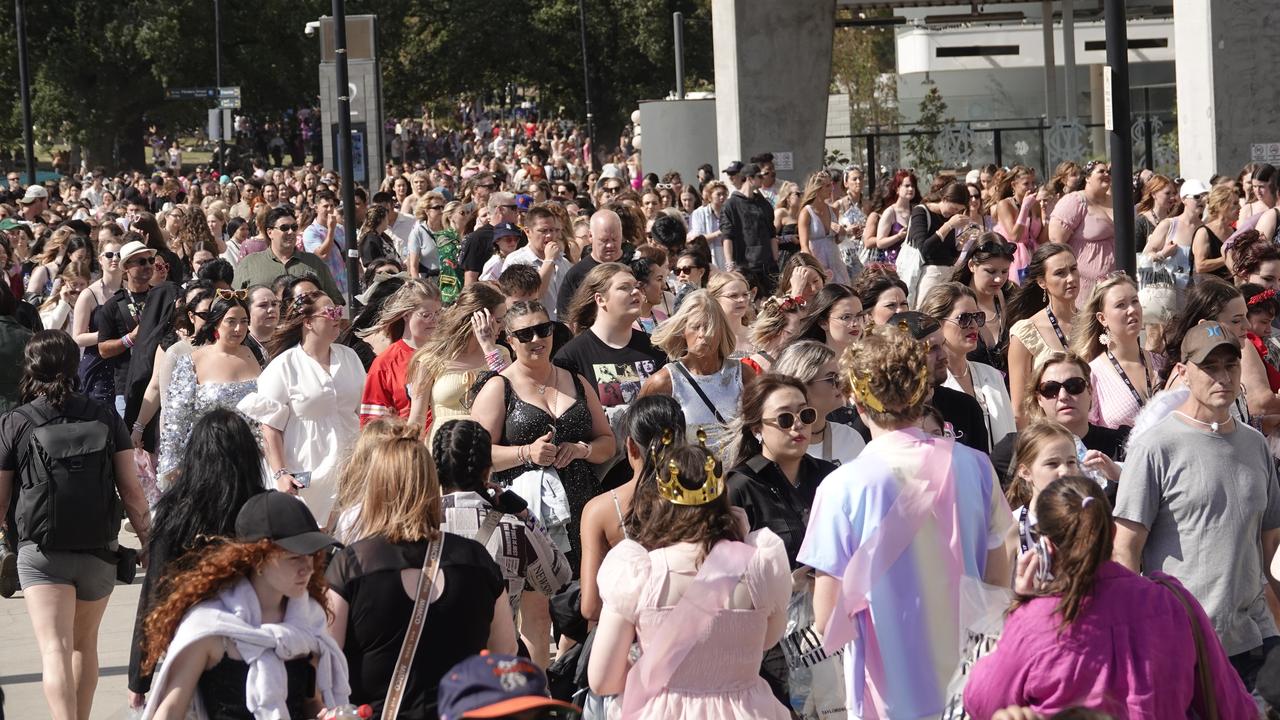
485, 349, 507, 372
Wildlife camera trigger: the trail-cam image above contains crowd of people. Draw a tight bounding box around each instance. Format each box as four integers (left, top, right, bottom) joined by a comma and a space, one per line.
6, 112, 1280, 720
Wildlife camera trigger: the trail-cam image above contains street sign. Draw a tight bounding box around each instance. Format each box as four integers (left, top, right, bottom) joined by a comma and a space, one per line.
165, 86, 241, 102
218, 97, 241, 109
165, 87, 217, 100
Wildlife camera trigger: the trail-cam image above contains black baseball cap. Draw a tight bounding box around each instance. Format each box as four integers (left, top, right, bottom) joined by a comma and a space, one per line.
235, 491, 338, 555
722, 160, 744, 177
493, 222, 522, 240
887, 310, 941, 340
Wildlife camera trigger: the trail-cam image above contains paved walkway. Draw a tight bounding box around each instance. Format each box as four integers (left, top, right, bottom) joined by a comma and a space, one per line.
0, 530, 144, 720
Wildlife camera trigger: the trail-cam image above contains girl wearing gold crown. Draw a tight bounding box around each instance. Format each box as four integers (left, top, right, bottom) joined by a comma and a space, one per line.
588, 436, 792, 719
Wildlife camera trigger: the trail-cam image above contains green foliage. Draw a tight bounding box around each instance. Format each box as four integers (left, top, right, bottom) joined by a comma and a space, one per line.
0, 0, 713, 172
905, 85, 949, 181
830, 20, 898, 136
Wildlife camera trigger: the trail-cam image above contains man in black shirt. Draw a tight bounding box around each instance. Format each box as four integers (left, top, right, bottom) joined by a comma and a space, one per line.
886, 311, 991, 455
96, 240, 157, 418
459, 192, 521, 286
720, 162, 779, 293
556, 209, 626, 319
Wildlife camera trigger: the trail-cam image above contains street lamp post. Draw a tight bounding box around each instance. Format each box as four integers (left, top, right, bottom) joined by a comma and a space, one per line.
577, 0, 595, 169
214, 0, 226, 173
1104, 0, 1135, 276
332, 0, 360, 309
15, 0, 36, 184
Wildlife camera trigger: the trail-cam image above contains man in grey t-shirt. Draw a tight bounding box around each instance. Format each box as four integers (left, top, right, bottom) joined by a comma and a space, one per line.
1114, 321, 1280, 691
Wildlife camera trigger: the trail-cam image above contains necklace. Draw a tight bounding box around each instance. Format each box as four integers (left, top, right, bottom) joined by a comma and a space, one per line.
533, 364, 555, 395
1173, 410, 1232, 433
953, 361, 971, 379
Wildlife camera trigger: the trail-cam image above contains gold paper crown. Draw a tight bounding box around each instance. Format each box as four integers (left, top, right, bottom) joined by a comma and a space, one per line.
850, 366, 930, 412
652, 429, 725, 506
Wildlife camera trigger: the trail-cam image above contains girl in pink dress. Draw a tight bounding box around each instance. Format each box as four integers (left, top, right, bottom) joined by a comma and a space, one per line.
1049, 161, 1116, 302
588, 440, 792, 720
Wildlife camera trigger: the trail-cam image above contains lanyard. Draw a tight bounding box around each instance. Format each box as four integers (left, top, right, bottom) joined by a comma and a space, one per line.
1045, 306, 1068, 350
1106, 349, 1151, 407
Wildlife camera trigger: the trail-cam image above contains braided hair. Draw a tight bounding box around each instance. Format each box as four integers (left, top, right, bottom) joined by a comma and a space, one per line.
433, 419, 493, 493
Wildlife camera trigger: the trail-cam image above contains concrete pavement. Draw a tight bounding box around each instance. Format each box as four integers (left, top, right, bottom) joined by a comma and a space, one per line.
0, 530, 145, 720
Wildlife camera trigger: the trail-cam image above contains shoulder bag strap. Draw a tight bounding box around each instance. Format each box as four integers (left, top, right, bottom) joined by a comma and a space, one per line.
1153, 577, 1220, 720
474, 508, 505, 548
670, 362, 726, 424
381, 535, 445, 720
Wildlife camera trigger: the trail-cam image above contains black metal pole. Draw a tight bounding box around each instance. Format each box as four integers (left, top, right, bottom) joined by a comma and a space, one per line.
1104, 0, 1135, 276
673, 12, 685, 100
993, 129, 1003, 168
865, 135, 876, 190
15, 0, 35, 184
577, 0, 595, 169
214, 0, 225, 173
332, 1, 359, 308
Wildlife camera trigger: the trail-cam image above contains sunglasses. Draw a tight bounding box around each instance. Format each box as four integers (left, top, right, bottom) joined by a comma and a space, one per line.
601, 185, 622, 193
128, 256, 157, 266
762, 407, 818, 430
312, 305, 343, 320
429, 205, 445, 210
273, 223, 298, 232
811, 372, 840, 387
510, 320, 555, 343
674, 265, 699, 275
1037, 376, 1088, 399
974, 240, 1015, 259
216, 288, 249, 300
102, 251, 120, 260
945, 312, 986, 329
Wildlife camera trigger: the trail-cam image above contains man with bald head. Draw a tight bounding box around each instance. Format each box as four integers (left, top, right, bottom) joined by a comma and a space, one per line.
557, 208, 625, 316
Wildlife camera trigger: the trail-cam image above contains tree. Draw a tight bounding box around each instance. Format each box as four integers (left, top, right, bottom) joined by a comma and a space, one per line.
905, 84, 949, 181
830, 20, 898, 136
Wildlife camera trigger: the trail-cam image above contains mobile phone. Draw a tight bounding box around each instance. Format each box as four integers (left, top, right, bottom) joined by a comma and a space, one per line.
292, 471, 312, 489
1034, 536, 1054, 584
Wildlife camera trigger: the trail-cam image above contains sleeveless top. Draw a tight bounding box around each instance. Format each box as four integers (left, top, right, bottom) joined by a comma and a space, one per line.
1010, 317, 1059, 368
197, 655, 314, 720
668, 360, 744, 451
778, 223, 800, 248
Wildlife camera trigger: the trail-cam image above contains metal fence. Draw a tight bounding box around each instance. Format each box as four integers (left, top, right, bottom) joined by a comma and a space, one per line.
827, 115, 1177, 189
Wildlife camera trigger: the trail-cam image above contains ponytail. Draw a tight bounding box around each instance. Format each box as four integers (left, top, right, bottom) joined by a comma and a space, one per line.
1012, 475, 1112, 627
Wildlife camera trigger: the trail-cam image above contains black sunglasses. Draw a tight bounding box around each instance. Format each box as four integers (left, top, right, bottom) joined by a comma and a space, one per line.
674, 265, 700, 275
762, 407, 818, 430
1037, 377, 1088, 399
974, 240, 1016, 259
128, 256, 157, 266
273, 223, 298, 232
510, 321, 555, 344
945, 312, 986, 329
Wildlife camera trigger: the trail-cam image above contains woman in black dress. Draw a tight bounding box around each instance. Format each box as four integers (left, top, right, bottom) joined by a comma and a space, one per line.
471, 299, 615, 574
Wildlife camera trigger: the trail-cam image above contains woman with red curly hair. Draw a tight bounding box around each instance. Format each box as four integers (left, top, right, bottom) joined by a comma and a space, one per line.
141, 492, 348, 720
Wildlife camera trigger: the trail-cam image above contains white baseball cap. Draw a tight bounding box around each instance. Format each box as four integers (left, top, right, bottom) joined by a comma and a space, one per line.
17, 185, 47, 204
1179, 178, 1209, 198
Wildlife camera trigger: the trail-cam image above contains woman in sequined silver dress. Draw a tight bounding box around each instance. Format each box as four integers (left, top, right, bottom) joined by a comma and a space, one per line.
158, 294, 262, 481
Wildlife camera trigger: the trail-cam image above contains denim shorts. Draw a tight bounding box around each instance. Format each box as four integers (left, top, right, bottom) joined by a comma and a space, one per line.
16, 545, 116, 601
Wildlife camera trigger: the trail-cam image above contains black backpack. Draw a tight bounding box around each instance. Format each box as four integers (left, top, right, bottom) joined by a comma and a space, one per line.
13, 401, 121, 551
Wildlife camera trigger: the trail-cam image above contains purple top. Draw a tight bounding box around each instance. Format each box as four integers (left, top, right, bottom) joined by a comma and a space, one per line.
963, 562, 1254, 719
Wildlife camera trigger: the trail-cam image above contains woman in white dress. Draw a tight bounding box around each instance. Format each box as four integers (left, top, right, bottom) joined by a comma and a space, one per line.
239, 290, 365, 525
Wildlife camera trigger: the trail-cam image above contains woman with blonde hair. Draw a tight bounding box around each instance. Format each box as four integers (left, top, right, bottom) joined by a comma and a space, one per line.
773, 180, 803, 267
772, 339, 866, 464
406, 191, 446, 278
802, 325, 1012, 717
325, 421, 517, 716
1071, 273, 1155, 430
707, 270, 755, 355
640, 289, 753, 449
742, 294, 808, 373
358, 278, 442, 425
1191, 183, 1237, 279
773, 252, 825, 304
406, 282, 508, 440
24, 226, 80, 301
38, 259, 90, 332
798, 171, 849, 284
330, 418, 401, 542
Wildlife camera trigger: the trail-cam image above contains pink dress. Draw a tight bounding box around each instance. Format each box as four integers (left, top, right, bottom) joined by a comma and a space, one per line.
597, 530, 792, 720
994, 198, 1042, 283
1050, 191, 1116, 300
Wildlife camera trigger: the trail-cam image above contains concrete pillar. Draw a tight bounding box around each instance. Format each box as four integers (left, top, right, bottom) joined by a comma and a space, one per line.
1041, 0, 1059, 121
1062, 0, 1077, 119
712, 0, 835, 182
1175, 0, 1280, 179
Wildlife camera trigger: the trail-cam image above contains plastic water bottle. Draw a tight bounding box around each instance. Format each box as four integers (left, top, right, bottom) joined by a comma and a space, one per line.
329, 704, 373, 720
